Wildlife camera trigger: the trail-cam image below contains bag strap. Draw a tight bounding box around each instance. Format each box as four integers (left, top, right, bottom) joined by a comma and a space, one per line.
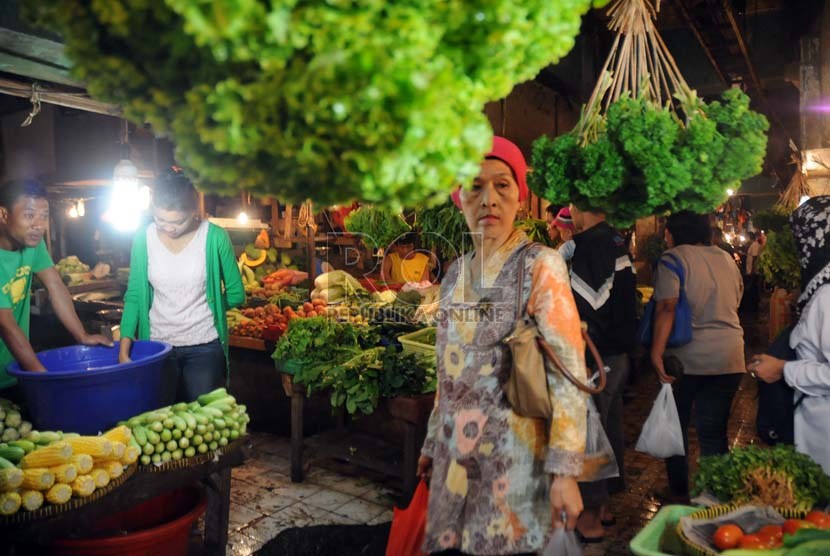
660, 253, 685, 288
516, 243, 607, 395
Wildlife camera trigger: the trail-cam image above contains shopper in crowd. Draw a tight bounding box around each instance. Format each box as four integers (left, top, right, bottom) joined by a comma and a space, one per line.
419, 136, 587, 555
741, 232, 763, 312
568, 203, 636, 542
650, 211, 744, 501
711, 226, 737, 262
0, 179, 112, 390
749, 196, 830, 474
555, 207, 576, 262
119, 168, 244, 402
381, 231, 433, 285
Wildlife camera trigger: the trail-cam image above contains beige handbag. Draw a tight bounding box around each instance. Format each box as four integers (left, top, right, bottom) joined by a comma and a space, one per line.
503, 244, 607, 419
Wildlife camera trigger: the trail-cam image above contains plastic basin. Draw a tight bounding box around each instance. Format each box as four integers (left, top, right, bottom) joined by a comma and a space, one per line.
630, 504, 698, 556
7, 340, 172, 434
47, 486, 206, 556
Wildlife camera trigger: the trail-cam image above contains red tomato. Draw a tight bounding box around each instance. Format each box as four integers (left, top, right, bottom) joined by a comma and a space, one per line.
756, 525, 784, 548
738, 534, 765, 549
713, 524, 744, 550
783, 519, 816, 536
805, 511, 830, 530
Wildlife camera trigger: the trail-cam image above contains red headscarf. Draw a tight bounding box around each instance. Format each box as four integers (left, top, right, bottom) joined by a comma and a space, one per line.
451, 136, 529, 209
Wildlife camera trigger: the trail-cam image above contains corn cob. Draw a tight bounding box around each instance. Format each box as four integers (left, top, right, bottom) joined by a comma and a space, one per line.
0, 491, 20, 515
90, 468, 110, 488
50, 463, 77, 484
98, 461, 123, 479
105, 441, 126, 461
21, 468, 55, 491
103, 426, 131, 445
71, 475, 95, 497
121, 444, 140, 465
21, 441, 72, 468
0, 467, 23, 492
46, 483, 72, 505
21, 490, 43, 512
64, 437, 111, 458
70, 454, 93, 475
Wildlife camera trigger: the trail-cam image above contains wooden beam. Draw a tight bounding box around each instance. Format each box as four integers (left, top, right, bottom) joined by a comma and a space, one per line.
0, 77, 120, 116
720, 0, 765, 98
0, 27, 81, 87
671, 0, 729, 86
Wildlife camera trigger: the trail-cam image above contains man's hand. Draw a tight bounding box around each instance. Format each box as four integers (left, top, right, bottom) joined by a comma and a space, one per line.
79, 333, 113, 348
417, 455, 433, 483
748, 354, 785, 383
550, 475, 583, 531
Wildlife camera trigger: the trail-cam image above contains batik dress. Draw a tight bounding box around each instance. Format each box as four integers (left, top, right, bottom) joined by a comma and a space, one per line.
421, 231, 588, 555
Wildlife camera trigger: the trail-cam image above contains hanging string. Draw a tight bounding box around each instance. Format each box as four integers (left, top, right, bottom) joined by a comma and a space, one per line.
21, 83, 42, 127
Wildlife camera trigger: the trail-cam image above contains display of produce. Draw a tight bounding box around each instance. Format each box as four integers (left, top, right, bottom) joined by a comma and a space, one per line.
415, 200, 469, 262
55, 256, 90, 286
0, 398, 34, 442
29, 1, 602, 208
344, 206, 411, 251
693, 445, 830, 509
123, 388, 249, 465
311, 271, 369, 304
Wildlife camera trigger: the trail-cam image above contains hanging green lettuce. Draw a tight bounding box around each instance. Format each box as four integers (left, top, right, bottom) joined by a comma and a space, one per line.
344, 206, 410, 251
28, 0, 602, 208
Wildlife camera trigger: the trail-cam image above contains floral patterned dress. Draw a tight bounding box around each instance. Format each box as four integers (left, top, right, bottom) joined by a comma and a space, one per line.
421, 231, 588, 555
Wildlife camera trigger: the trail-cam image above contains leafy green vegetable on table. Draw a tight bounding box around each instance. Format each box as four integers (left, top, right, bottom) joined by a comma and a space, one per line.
692, 444, 830, 508
29, 1, 600, 208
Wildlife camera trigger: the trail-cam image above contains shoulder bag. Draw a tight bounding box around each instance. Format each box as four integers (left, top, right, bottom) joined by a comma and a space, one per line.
636, 252, 693, 348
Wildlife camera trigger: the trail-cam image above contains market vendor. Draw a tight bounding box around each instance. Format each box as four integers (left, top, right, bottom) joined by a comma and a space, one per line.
380, 232, 433, 285
119, 168, 244, 402
0, 179, 112, 388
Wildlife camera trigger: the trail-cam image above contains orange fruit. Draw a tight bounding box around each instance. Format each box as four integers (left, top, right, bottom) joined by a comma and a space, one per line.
713, 524, 744, 550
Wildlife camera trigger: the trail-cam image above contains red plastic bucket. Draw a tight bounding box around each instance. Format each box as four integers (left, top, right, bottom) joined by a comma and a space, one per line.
47, 486, 207, 556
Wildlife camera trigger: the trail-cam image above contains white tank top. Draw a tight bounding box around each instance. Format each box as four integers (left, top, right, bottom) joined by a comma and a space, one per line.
147, 221, 219, 347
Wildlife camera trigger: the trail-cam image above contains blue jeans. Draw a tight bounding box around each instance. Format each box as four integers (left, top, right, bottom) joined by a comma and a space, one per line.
162, 339, 226, 403
665, 373, 743, 495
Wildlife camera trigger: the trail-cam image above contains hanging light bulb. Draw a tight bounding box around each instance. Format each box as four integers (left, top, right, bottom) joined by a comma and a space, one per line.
726, 188, 735, 197
67, 205, 79, 219
76, 200, 85, 217
236, 211, 249, 225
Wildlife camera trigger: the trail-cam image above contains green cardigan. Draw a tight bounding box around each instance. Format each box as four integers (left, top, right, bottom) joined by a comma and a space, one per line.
119, 223, 245, 371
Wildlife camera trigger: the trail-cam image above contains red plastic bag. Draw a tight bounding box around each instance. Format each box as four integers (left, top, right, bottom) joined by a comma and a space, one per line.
386, 480, 428, 556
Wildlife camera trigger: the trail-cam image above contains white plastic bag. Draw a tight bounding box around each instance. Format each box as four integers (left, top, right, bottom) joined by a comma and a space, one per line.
635, 383, 685, 458
543, 526, 583, 556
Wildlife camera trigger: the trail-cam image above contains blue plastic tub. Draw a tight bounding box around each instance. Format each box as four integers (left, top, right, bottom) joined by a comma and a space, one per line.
7, 340, 173, 435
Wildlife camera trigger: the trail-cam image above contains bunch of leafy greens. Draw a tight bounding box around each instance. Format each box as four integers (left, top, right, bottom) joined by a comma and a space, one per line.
415, 201, 470, 262
530, 89, 768, 227
29, 0, 603, 209
758, 228, 801, 291
344, 206, 410, 252
753, 206, 791, 233
272, 317, 378, 369
514, 219, 553, 246
692, 444, 830, 507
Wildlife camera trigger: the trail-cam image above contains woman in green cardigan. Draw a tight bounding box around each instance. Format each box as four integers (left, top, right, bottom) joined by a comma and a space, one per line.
119, 169, 244, 401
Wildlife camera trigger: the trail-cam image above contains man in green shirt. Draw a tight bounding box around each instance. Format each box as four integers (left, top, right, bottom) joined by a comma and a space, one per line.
0, 179, 111, 389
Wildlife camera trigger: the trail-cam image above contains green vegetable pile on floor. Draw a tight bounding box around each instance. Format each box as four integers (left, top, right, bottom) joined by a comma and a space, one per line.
692, 444, 830, 509
123, 388, 249, 465
28, 0, 604, 208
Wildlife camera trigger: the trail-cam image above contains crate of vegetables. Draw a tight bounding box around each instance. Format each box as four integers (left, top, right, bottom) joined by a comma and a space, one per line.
398, 327, 436, 357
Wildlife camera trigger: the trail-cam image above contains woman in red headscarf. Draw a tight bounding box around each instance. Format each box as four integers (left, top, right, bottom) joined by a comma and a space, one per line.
417, 137, 588, 555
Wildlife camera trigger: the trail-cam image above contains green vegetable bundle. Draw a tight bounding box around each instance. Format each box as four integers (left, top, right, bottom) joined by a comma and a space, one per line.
530, 88, 769, 227
692, 444, 830, 508
415, 201, 470, 262
28, 0, 602, 208
514, 219, 553, 246
272, 317, 379, 370
344, 207, 410, 251
125, 388, 249, 465
758, 228, 801, 291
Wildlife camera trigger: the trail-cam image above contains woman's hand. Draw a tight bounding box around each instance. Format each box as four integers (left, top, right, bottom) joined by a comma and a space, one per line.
748, 354, 785, 383
650, 351, 675, 384
118, 338, 132, 364
417, 455, 433, 483
79, 333, 113, 348
550, 475, 583, 531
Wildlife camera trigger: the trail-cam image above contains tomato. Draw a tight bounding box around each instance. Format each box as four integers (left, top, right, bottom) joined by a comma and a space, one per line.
738, 534, 766, 549
805, 511, 830, 530
783, 519, 816, 536
756, 525, 784, 548
713, 524, 744, 550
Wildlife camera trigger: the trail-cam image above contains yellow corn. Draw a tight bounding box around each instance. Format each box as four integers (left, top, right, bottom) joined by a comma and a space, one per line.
103, 426, 131, 446
50, 463, 78, 484
65, 437, 112, 458
98, 461, 123, 479
90, 468, 110, 488
0, 468, 23, 492
21, 468, 55, 491
0, 491, 21, 515
70, 454, 93, 475
104, 442, 126, 461
46, 483, 72, 505
121, 445, 140, 465
21, 490, 43, 512
21, 441, 72, 468
72, 475, 95, 497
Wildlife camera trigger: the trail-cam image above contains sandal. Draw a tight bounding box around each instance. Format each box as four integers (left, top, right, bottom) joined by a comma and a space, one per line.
575, 528, 606, 544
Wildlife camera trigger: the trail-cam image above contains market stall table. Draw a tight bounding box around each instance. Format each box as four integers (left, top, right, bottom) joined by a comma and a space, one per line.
0, 438, 251, 555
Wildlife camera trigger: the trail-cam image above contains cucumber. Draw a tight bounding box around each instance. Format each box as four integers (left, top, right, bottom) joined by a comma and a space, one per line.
196, 424, 207, 435
142, 411, 169, 423
196, 407, 223, 418
142, 443, 154, 455
219, 437, 228, 447
133, 426, 148, 446
0, 446, 24, 463
35, 431, 61, 445
192, 435, 203, 446
172, 449, 183, 461
151, 453, 161, 464
205, 396, 236, 407
171, 416, 187, 431
204, 432, 214, 443
161, 451, 172, 463
197, 443, 208, 454
172, 429, 182, 440
197, 388, 228, 406
166, 440, 177, 452
209, 441, 218, 451
160, 429, 172, 443
786, 540, 830, 556
205, 402, 233, 414
150, 421, 164, 433
140, 455, 151, 465
185, 447, 196, 458
172, 402, 188, 413
0, 455, 15, 469
8, 440, 35, 453
187, 401, 201, 412
220, 429, 230, 439
184, 429, 194, 439
145, 430, 160, 445
178, 437, 190, 449
127, 416, 143, 428
192, 413, 208, 425
214, 418, 226, 430
230, 430, 240, 440
179, 412, 197, 430
25, 430, 40, 443
163, 418, 175, 430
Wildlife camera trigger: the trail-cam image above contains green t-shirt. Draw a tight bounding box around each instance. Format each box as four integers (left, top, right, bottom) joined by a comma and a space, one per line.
0, 241, 54, 388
